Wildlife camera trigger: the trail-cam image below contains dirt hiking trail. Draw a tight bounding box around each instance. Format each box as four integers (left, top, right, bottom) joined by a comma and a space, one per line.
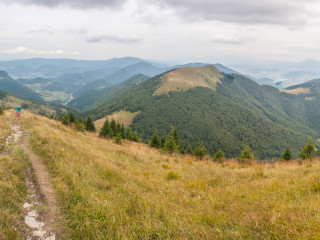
6, 123, 58, 240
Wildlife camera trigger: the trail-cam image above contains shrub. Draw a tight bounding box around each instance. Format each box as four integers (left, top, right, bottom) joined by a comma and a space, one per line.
238, 146, 254, 164
280, 146, 292, 161
299, 139, 318, 161
166, 171, 180, 180
214, 149, 225, 162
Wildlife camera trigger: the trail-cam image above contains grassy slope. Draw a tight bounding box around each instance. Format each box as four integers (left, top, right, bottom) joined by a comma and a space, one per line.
0, 112, 28, 240
16, 110, 320, 239
94, 110, 141, 130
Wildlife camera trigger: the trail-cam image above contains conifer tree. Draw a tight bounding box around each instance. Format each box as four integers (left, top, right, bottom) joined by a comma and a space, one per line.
150, 131, 161, 148
164, 135, 176, 152
299, 139, 318, 161
126, 128, 133, 140
58, 114, 63, 121
214, 149, 225, 162
280, 146, 292, 161
68, 111, 76, 123
0, 105, 3, 115
238, 146, 254, 164
132, 131, 140, 142
115, 133, 122, 145
77, 116, 84, 124
116, 122, 121, 135
99, 118, 111, 137
85, 116, 96, 132
76, 115, 85, 132
193, 140, 207, 159
160, 136, 166, 149
110, 119, 117, 137
62, 114, 69, 125
120, 124, 125, 138
186, 144, 193, 155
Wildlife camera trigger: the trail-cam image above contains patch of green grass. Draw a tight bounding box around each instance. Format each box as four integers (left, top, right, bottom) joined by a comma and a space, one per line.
166, 171, 180, 180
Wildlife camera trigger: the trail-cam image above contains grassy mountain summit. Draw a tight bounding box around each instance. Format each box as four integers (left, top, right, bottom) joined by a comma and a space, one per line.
153, 65, 222, 95
86, 65, 317, 159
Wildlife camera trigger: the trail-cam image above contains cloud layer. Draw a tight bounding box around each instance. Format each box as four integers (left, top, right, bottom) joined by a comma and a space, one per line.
0, 0, 126, 9
146, 0, 318, 26
3, 46, 65, 55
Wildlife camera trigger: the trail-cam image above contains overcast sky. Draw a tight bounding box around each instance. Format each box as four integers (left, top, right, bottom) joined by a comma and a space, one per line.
0, 0, 320, 63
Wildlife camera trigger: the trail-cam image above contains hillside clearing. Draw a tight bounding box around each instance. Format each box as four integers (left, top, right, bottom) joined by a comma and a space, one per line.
280, 87, 311, 95
12, 110, 320, 239
94, 110, 141, 130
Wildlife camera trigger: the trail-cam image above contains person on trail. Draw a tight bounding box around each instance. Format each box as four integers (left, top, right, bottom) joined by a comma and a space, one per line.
16, 106, 21, 117
16, 106, 20, 117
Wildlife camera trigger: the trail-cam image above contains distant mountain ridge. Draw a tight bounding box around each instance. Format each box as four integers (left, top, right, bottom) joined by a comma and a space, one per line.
0, 71, 44, 102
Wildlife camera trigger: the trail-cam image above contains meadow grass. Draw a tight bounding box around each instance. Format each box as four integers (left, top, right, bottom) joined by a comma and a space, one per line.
0, 113, 11, 146
0, 113, 28, 239
15, 110, 320, 239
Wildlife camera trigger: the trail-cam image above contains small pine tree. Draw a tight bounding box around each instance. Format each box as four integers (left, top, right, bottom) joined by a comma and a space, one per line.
299, 139, 318, 161
193, 140, 208, 159
238, 146, 254, 164
280, 146, 292, 161
58, 114, 63, 121
150, 131, 161, 148
132, 131, 140, 142
214, 149, 225, 162
85, 116, 96, 132
77, 116, 84, 124
186, 144, 193, 155
62, 114, 69, 125
68, 111, 76, 123
116, 123, 121, 135
120, 124, 125, 138
110, 119, 117, 137
0, 105, 3, 115
160, 136, 166, 149
114, 133, 122, 145
164, 135, 176, 152
99, 119, 111, 138
75, 122, 86, 132
126, 128, 133, 140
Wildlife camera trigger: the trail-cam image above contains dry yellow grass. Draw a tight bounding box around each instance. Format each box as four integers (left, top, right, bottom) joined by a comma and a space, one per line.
0, 112, 11, 145
0, 111, 28, 239
280, 87, 311, 95
154, 65, 222, 95
14, 110, 320, 239
94, 110, 141, 130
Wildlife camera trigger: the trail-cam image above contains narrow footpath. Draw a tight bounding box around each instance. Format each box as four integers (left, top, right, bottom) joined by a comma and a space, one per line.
5, 123, 58, 240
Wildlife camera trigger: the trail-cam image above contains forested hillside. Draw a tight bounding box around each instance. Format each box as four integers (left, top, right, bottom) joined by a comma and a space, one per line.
0, 71, 44, 102
85, 65, 319, 159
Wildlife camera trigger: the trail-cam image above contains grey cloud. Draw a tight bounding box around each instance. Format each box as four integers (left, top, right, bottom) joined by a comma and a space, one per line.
146, 0, 318, 26
86, 35, 142, 44
211, 36, 253, 45
0, 0, 127, 9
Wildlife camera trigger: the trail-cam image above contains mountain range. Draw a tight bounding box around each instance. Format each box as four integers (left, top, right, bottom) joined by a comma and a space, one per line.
1, 57, 320, 159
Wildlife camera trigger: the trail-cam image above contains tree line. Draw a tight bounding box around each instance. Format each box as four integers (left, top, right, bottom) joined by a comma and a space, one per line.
56, 111, 318, 163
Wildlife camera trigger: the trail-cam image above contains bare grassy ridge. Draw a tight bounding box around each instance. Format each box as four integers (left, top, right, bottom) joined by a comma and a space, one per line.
153, 65, 222, 95
17, 111, 320, 239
